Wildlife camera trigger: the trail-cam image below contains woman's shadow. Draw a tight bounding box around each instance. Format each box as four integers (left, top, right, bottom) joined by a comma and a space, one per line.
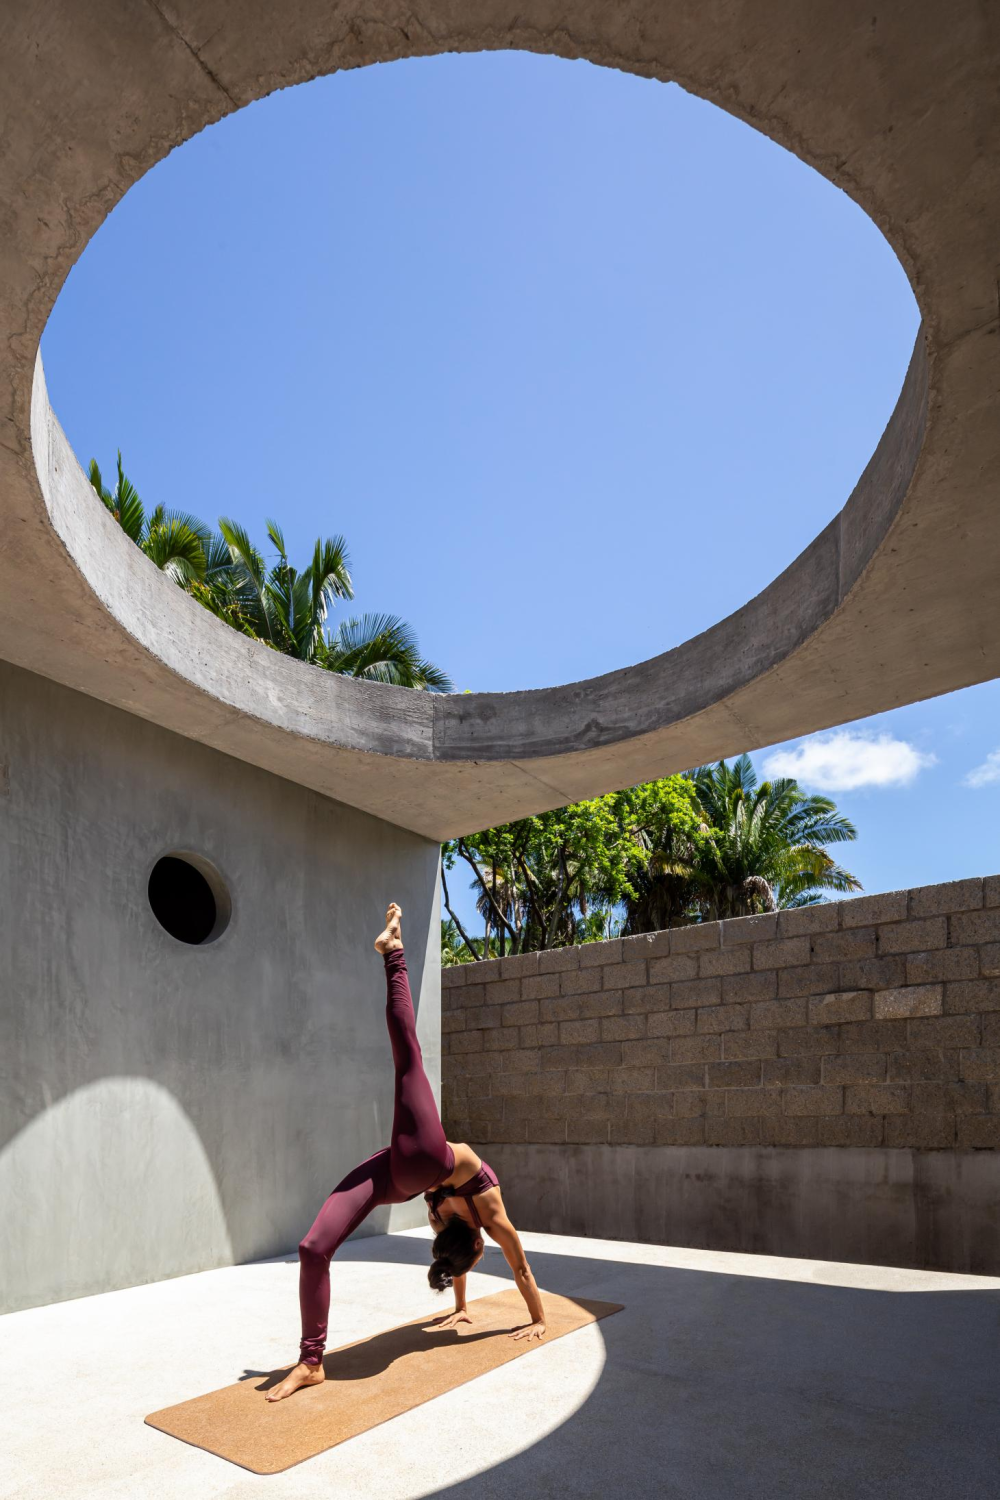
241, 1315, 514, 1393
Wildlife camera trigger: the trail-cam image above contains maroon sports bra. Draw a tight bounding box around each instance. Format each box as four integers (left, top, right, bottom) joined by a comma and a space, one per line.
426, 1159, 499, 1228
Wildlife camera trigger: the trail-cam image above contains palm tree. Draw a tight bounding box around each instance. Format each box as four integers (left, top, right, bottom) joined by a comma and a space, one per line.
88, 454, 452, 691
89, 453, 208, 585
687, 754, 860, 919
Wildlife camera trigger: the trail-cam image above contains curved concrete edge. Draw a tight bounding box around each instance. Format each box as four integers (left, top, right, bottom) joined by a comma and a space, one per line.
434, 330, 928, 759
2, 4, 998, 838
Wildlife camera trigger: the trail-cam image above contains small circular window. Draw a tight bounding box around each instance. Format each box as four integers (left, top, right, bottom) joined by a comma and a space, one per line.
148, 852, 231, 945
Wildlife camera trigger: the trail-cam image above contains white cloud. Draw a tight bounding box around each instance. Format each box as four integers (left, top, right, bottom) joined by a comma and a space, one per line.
762, 731, 936, 792
964, 749, 1000, 789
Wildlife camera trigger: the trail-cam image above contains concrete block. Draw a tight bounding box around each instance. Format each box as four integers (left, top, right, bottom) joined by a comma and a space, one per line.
722, 913, 777, 945
762, 1057, 822, 1086
623, 983, 672, 1014
611, 961, 646, 990
844, 1083, 910, 1115
622, 1039, 673, 1067
837, 957, 906, 991
726, 1086, 782, 1117
654, 1117, 706, 1145
783, 1085, 844, 1116
722, 1029, 778, 1061
978, 944, 1000, 977
752, 937, 811, 970
777, 1025, 840, 1056
610, 1118, 654, 1145
884, 1114, 956, 1148
519, 1022, 559, 1048
705, 1116, 762, 1146
778, 963, 842, 997
818, 1116, 885, 1147
560, 968, 599, 996
698, 946, 751, 977
484, 1028, 520, 1052
749, 996, 808, 1030
450, 1031, 484, 1054
609, 1066, 656, 1093
536, 948, 582, 974
564, 1067, 611, 1094
841, 890, 908, 927
950, 909, 1000, 946
670, 923, 722, 953
838, 1020, 909, 1053
911, 1081, 989, 1114
909, 878, 983, 917
908, 1014, 981, 1048
706, 1060, 762, 1088
808, 991, 871, 1025
565, 1120, 610, 1144
776, 904, 839, 937
944, 978, 1000, 1014
887, 1049, 960, 1082
670, 1033, 721, 1063
522, 973, 560, 1001
502, 1048, 542, 1073
696, 1003, 750, 1034
501, 998, 539, 1026
810, 928, 876, 962
873, 985, 943, 1020
671, 976, 722, 1010
723, 970, 778, 1004
761, 1116, 820, 1145
646, 1010, 697, 1038
671, 1089, 727, 1119
579, 941, 621, 969
822, 1053, 887, 1085
877, 917, 947, 954
649, 954, 698, 983
601, 1014, 647, 1042
905, 948, 979, 984
656, 1061, 710, 1089
957, 1116, 1000, 1147
559, 1019, 600, 1046
500, 951, 541, 979
960, 1047, 1000, 1081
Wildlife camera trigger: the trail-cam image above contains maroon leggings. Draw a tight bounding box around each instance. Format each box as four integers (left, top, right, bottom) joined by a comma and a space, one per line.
297, 947, 452, 1363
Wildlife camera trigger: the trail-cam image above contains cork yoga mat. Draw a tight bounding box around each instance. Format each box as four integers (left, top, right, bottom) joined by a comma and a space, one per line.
145, 1288, 622, 1474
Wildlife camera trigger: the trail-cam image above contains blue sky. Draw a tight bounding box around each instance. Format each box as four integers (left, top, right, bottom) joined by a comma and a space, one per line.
41, 51, 1000, 930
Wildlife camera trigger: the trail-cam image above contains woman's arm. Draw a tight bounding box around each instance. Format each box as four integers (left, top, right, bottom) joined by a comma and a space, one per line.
429, 1272, 473, 1330
480, 1210, 545, 1338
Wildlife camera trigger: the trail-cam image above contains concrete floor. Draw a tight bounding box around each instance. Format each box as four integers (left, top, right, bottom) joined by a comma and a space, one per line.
2, 1229, 997, 1500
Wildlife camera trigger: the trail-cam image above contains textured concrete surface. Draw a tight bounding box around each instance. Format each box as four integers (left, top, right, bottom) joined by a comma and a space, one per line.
478, 1144, 1000, 1277
0, 661, 440, 1313
2, 1228, 997, 1499
0, 6, 997, 837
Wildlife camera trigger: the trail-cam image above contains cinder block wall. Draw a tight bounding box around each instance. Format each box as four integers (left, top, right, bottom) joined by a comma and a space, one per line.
441, 877, 1000, 1272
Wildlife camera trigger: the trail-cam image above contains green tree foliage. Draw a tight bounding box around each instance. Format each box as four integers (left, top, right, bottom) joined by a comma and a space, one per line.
89, 453, 451, 691
442, 777, 708, 961
446, 756, 862, 962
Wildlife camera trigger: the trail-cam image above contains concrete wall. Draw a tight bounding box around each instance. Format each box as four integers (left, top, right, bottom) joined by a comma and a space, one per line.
0, 661, 441, 1314
442, 882, 1000, 1273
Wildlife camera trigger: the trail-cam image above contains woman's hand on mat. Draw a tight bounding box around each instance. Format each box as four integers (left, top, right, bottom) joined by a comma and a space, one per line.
509, 1321, 546, 1342
431, 1310, 473, 1331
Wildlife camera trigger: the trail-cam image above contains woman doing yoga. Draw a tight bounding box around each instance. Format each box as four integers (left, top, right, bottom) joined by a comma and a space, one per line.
266, 903, 546, 1401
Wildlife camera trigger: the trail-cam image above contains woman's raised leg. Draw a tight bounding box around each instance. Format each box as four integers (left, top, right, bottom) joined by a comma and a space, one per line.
375, 903, 453, 1200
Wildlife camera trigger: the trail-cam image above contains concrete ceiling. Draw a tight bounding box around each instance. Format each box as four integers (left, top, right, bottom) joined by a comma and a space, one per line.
1, 2, 997, 841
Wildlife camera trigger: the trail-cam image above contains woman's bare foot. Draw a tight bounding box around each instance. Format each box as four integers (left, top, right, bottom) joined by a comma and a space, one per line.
375, 902, 403, 954
265, 1360, 326, 1402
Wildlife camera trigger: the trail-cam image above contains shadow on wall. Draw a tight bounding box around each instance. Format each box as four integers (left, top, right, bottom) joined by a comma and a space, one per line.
0, 1077, 233, 1313
341, 1233, 999, 1500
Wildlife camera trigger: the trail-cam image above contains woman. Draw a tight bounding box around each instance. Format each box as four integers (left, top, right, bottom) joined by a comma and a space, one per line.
266, 903, 546, 1401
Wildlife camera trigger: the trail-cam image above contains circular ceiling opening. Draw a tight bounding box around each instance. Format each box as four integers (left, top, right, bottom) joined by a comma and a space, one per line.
148, 853, 231, 945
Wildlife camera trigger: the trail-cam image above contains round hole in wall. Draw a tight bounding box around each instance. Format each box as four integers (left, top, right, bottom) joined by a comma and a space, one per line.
147, 852, 231, 945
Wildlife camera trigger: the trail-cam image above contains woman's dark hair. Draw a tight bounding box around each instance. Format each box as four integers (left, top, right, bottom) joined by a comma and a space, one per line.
429, 1216, 480, 1292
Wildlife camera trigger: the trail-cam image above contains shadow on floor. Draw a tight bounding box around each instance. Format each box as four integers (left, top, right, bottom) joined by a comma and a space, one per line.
242, 1316, 513, 1391
330, 1233, 1000, 1500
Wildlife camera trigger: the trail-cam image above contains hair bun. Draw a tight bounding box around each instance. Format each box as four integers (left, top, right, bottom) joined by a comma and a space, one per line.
428, 1257, 454, 1293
